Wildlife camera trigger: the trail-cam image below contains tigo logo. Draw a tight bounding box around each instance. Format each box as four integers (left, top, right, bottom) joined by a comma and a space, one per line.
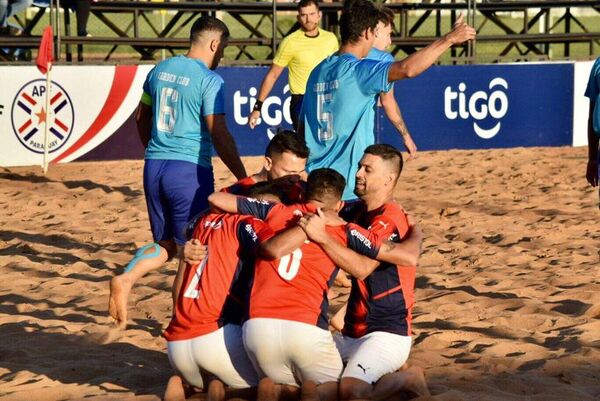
444, 78, 509, 139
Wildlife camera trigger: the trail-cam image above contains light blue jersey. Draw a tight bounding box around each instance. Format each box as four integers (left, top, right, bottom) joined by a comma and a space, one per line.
585, 57, 600, 135
142, 55, 225, 168
367, 47, 394, 63
301, 53, 393, 200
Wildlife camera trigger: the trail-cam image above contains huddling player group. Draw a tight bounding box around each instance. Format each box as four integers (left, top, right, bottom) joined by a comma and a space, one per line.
107, 1, 476, 400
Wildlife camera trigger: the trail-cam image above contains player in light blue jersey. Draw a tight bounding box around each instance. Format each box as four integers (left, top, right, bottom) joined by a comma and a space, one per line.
109, 16, 247, 329
300, 0, 475, 200
367, 6, 417, 159
584, 57, 600, 207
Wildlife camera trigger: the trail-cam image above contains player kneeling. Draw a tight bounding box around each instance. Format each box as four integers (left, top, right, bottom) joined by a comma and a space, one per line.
163, 199, 306, 401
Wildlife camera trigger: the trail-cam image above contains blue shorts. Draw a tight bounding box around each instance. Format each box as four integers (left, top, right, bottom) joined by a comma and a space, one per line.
143, 159, 214, 245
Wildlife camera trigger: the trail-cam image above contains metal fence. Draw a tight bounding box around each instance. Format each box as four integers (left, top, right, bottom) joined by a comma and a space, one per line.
1, 0, 599, 63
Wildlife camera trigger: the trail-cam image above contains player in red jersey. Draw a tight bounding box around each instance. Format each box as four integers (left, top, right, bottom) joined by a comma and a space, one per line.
222, 130, 308, 200
299, 144, 430, 400
187, 131, 355, 287
206, 168, 424, 401
163, 204, 307, 401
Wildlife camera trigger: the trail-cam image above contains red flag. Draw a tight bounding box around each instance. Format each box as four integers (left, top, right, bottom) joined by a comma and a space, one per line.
36, 26, 54, 75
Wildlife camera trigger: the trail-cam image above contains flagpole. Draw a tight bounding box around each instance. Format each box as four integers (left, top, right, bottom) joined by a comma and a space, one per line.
43, 63, 51, 175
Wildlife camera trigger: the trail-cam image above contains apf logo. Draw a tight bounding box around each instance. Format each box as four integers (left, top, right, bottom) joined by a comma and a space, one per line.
444, 77, 509, 139
233, 84, 292, 127
11, 79, 74, 154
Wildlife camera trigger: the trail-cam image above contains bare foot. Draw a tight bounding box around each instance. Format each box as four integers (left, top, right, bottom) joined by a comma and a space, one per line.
207, 379, 225, 401
257, 377, 278, 401
164, 375, 186, 401
402, 366, 430, 397
108, 274, 133, 329
300, 380, 319, 401
334, 271, 352, 288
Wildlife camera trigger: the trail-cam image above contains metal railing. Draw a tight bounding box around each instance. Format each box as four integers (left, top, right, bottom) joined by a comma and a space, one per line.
0, 0, 598, 63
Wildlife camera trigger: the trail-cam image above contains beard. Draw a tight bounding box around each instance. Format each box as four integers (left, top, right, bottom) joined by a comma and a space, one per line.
354, 182, 366, 197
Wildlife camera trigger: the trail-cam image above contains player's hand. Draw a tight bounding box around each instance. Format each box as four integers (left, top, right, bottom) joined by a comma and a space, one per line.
298, 209, 329, 243
446, 13, 476, 45
407, 215, 424, 241
183, 239, 207, 264
321, 208, 346, 226
248, 110, 261, 129
402, 133, 418, 160
587, 159, 599, 187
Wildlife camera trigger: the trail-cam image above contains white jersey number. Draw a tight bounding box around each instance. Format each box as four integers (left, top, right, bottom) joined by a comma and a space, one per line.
317, 92, 334, 142
277, 248, 303, 281
183, 256, 208, 299
157, 87, 178, 134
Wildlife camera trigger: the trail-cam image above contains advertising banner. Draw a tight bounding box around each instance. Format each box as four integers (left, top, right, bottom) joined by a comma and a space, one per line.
378, 63, 574, 151
0, 65, 152, 167
0, 62, 577, 167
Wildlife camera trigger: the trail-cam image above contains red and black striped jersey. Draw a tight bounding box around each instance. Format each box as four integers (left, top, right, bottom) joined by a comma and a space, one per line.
164, 213, 274, 341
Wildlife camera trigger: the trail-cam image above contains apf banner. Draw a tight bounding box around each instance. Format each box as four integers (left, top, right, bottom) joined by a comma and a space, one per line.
378, 63, 574, 151
0, 65, 151, 167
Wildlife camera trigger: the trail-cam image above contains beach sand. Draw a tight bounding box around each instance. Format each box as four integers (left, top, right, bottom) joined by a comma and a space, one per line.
0, 146, 599, 400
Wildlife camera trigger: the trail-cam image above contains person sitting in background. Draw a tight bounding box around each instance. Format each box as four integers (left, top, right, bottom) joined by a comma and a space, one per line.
64, 0, 92, 37
0, 0, 32, 35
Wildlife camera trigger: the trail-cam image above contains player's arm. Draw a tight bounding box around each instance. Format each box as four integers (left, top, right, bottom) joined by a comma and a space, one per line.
371, 224, 423, 267
205, 114, 247, 180
208, 192, 276, 219
207, 192, 240, 214
299, 210, 380, 280
260, 226, 307, 259
249, 64, 285, 129
388, 14, 475, 82
135, 101, 152, 148
379, 87, 417, 158
587, 102, 599, 187
172, 257, 190, 308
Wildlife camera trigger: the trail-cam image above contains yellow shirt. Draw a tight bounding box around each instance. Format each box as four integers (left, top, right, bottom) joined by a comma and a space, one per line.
273, 28, 339, 95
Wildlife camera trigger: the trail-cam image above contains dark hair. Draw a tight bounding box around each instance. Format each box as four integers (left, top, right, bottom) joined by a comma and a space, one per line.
364, 144, 404, 181
190, 16, 230, 44
247, 181, 282, 201
247, 177, 303, 205
265, 132, 310, 159
378, 6, 395, 30
340, 0, 380, 44
298, 0, 319, 11
306, 168, 345, 204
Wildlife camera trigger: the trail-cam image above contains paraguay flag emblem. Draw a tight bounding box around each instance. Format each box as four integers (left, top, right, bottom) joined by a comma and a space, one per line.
11, 79, 74, 154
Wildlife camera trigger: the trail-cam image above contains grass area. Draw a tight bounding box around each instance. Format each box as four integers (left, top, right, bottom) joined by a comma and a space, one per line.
16, 7, 600, 63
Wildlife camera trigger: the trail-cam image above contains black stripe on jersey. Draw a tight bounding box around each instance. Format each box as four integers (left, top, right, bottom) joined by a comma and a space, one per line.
237, 197, 276, 220
316, 267, 340, 330
184, 208, 210, 240
345, 226, 379, 259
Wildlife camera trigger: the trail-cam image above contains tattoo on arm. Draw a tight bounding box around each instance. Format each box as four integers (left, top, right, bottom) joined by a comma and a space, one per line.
383, 239, 396, 253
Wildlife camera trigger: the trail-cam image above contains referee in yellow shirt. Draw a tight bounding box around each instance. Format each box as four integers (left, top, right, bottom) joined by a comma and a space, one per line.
248, 0, 338, 131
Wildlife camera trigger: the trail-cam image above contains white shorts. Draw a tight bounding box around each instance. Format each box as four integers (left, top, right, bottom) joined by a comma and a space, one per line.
243, 318, 343, 386
167, 324, 258, 389
334, 331, 412, 385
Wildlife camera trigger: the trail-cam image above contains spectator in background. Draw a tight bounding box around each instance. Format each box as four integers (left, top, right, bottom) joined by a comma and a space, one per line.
64, 0, 92, 36
584, 57, 600, 207
0, 0, 32, 35
248, 0, 338, 132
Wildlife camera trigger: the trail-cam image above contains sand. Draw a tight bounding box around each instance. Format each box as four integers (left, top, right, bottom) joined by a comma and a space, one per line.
0, 146, 599, 401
